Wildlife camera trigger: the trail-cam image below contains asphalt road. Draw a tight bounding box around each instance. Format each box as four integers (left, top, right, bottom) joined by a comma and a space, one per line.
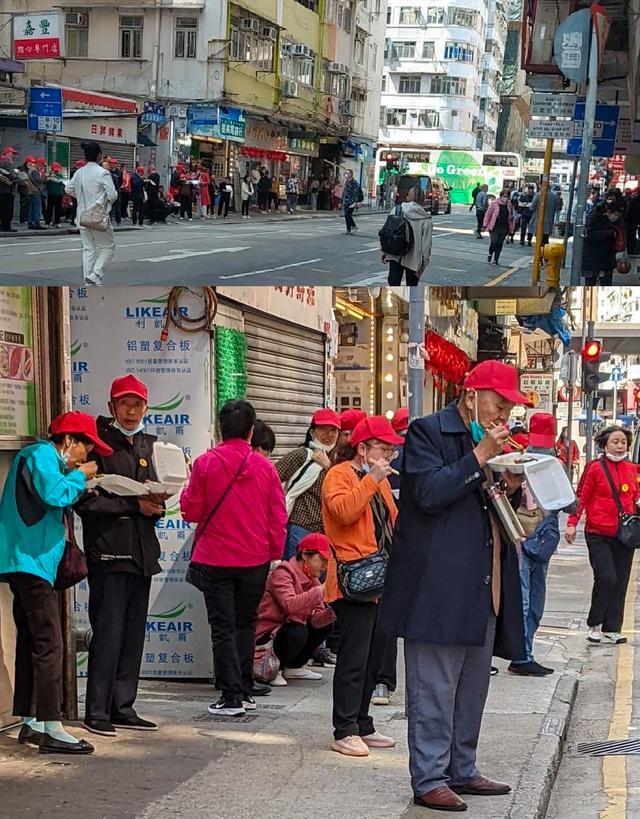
0, 207, 569, 287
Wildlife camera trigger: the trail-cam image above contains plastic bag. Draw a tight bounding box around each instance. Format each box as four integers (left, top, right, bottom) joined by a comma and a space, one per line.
254, 641, 279, 683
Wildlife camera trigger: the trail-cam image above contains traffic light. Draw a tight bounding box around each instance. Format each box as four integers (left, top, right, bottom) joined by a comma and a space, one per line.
385, 153, 399, 173
580, 339, 610, 393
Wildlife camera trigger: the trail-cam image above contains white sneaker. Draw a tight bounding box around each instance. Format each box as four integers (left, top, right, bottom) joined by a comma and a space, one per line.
588, 625, 602, 643
603, 632, 627, 644
283, 667, 322, 681
271, 671, 287, 687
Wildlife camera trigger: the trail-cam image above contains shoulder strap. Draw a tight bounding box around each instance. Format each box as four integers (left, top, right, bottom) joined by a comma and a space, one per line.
599, 458, 625, 517
286, 449, 315, 494
191, 449, 250, 553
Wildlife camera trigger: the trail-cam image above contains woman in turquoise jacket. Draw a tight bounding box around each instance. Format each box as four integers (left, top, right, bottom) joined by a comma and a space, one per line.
0, 411, 111, 755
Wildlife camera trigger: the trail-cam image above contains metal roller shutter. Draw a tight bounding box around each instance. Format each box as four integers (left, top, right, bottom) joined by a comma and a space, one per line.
69, 138, 135, 169
244, 311, 326, 457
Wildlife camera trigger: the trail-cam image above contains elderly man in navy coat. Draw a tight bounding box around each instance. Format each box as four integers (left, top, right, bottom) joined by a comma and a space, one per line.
379, 360, 530, 813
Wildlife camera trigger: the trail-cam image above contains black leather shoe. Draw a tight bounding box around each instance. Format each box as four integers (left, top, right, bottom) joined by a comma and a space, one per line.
39, 734, 95, 755
18, 724, 44, 747
252, 681, 272, 696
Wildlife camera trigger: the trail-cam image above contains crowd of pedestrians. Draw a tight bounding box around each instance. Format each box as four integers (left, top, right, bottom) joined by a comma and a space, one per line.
581, 186, 640, 284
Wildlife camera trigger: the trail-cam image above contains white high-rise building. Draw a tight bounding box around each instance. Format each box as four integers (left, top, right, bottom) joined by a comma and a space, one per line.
380, 0, 490, 152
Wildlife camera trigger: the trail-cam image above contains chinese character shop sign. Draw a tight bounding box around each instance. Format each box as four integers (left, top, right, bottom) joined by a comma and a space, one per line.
13, 12, 65, 60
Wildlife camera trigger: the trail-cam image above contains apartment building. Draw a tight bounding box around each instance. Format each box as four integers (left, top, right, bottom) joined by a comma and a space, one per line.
476, 0, 506, 150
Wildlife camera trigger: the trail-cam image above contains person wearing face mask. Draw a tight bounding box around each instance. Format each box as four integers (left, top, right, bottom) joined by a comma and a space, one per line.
322, 416, 400, 757
565, 426, 640, 646
74, 375, 168, 737
378, 360, 530, 813
0, 412, 109, 754
276, 409, 341, 560
483, 190, 516, 265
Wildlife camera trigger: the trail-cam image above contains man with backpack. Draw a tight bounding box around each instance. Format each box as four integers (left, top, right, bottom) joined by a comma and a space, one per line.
380, 186, 432, 285
342, 170, 364, 235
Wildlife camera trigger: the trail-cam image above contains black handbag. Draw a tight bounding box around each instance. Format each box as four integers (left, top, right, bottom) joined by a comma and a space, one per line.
54, 511, 88, 591
600, 458, 640, 550
331, 542, 388, 603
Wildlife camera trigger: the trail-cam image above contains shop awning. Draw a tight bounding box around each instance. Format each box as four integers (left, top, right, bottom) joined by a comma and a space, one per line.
137, 133, 157, 147
58, 86, 138, 113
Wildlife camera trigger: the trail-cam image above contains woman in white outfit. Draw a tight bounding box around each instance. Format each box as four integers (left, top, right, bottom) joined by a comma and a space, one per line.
65, 142, 118, 286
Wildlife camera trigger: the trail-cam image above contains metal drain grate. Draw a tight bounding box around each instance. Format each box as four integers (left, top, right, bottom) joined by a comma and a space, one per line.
576, 739, 640, 757
193, 714, 260, 724
256, 703, 287, 711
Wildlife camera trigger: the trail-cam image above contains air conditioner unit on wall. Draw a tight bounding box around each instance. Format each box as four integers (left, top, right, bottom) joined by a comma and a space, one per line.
281, 79, 299, 97
291, 43, 313, 59
66, 12, 87, 25
328, 62, 349, 75
240, 18, 260, 33
262, 27, 277, 41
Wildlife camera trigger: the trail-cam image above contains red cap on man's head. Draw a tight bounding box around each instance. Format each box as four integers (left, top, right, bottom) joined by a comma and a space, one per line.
24, 156, 36, 164
51, 162, 61, 172
311, 408, 341, 429
110, 374, 148, 402
340, 409, 366, 431
391, 407, 409, 432
351, 415, 404, 447
528, 413, 556, 448
1, 146, 18, 155
35, 157, 46, 165
136, 166, 145, 175
463, 360, 533, 407
297, 533, 331, 559
49, 411, 113, 456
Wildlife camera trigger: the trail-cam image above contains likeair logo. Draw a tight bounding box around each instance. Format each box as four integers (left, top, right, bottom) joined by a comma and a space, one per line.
70, 339, 89, 374
146, 602, 193, 633
124, 294, 188, 320
155, 503, 193, 530
144, 394, 191, 427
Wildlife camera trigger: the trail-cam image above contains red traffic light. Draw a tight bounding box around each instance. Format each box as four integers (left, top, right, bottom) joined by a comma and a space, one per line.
386, 153, 396, 161
581, 340, 602, 361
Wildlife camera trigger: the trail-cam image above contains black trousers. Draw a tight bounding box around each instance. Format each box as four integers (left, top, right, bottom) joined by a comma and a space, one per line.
371, 623, 398, 691
476, 209, 486, 233
257, 191, 268, 211
583, 270, 614, 286
147, 193, 158, 223
85, 572, 151, 722
332, 599, 378, 740
388, 259, 420, 286
586, 533, 633, 633
519, 213, 532, 242
131, 197, 145, 226
8, 573, 63, 721
241, 199, 250, 216
179, 195, 192, 219
120, 191, 130, 218
489, 229, 508, 261
344, 205, 356, 232
273, 621, 332, 669
45, 194, 63, 225
217, 192, 231, 217
199, 562, 269, 702
0, 191, 14, 230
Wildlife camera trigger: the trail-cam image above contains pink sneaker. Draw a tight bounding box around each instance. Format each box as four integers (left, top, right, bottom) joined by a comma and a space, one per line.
362, 731, 397, 748
331, 735, 370, 757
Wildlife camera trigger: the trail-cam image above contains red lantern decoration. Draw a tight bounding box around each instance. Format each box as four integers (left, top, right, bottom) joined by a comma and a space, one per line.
423, 331, 470, 394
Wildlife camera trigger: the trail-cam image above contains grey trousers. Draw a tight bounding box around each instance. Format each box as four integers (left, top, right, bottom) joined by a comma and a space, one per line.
405, 612, 496, 795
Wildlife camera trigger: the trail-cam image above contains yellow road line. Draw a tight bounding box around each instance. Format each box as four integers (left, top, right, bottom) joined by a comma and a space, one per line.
485, 265, 518, 286
600, 556, 638, 819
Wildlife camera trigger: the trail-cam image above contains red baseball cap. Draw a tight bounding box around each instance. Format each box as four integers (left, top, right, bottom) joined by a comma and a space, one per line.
340, 409, 366, 431
311, 408, 341, 429
24, 156, 36, 164
528, 413, 556, 448
51, 162, 61, 172
297, 533, 331, 559
391, 407, 409, 432
463, 360, 533, 407
110, 374, 148, 402
75, 160, 86, 168
35, 157, 46, 164
49, 411, 113, 456
136, 166, 145, 174
1, 146, 18, 155
351, 415, 404, 447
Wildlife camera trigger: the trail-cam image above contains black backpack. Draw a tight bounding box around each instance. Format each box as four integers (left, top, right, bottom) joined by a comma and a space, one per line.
379, 212, 414, 256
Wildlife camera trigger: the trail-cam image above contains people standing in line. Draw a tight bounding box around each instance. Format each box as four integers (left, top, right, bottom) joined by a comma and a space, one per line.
241, 174, 254, 219
581, 199, 618, 286
0, 147, 18, 232
130, 166, 147, 226
469, 182, 481, 212
256, 533, 337, 687
517, 184, 535, 246
332, 409, 367, 464
323, 415, 400, 757
379, 360, 529, 812
257, 169, 271, 213
286, 173, 299, 214
342, 169, 364, 235
383, 186, 433, 285
119, 163, 131, 220
319, 176, 331, 210
309, 176, 320, 210
65, 142, 118, 286
146, 166, 160, 224
565, 426, 639, 646
474, 184, 489, 238
107, 159, 122, 225
36, 157, 48, 220
178, 174, 194, 221
0, 412, 109, 755
556, 427, 580, 482
276, 409, 341, 560
217, 177, 233, 218
484, 190, 516, 265
15, 157, 29, 224
181, 400, 287, 717
269, 175, 280, 211
75, 376, 167, 737
45, 162, 65, 228
197, 166, 211, 219
25, 156, 45, 230
529, 186, 558, 247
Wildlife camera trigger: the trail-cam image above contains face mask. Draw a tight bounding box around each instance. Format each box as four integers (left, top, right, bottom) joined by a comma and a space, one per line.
113, 420, 145, 438
310, 438, 332, 453
606, 452, 628, 462
361, 460, 371, 474
469, 392, 485, 445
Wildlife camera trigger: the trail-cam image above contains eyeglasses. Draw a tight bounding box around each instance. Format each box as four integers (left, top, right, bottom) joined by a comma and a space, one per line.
367, 443, 399, 460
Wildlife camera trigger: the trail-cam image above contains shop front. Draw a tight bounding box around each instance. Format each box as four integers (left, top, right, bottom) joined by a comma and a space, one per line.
238, 120, 289, 197
59, 113, 139, 171
285, 132, 320, 201
185, 104, 246, 181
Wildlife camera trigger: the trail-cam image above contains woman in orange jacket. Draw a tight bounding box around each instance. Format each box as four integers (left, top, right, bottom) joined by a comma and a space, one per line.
322, 416, 400, 758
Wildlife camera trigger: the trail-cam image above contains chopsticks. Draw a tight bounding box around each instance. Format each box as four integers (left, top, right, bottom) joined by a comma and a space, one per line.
506, 436, 525, 452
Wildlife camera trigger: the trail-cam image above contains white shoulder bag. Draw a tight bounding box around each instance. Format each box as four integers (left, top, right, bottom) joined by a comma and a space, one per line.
79, 170, 110, 232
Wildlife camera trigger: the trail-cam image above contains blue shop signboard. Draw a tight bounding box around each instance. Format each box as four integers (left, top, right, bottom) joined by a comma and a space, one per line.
187, 104, 245, 142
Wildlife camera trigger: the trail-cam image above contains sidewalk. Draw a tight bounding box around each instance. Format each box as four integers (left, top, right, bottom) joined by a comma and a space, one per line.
0, 530, 592, 819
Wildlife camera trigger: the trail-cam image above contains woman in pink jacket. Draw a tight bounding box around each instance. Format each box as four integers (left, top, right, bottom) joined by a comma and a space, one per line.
256, 533, 336, 686
483, 190, 516, 265
180, 400, 287, 718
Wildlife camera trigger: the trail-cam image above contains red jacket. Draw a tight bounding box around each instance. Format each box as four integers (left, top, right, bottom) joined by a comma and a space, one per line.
180, 438, 287, 567
256, 556, 336, 641
483, 198, 516, 233
568, 458, 640, 538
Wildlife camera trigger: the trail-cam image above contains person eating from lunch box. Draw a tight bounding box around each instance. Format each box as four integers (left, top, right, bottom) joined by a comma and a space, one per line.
75, 375, 168, 738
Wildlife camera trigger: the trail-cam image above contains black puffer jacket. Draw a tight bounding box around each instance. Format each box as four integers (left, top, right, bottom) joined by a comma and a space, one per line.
582, 209, 617, 274
74, 417, 162, 576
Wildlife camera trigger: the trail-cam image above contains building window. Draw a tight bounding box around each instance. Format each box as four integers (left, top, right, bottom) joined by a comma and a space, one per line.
419, 109, 440, 127
230, 16, 274, 72
281, 43, 316, 86
430, 75, 467, 94
296, 0, 318, 9
120, 15, 143, 59
386, 108, 408, 126
386, 6, 392, 23
422, 41, 435, 59
65, 11, 88, 58
444, 41, 475, 62
399, 74, 421, 93
371, 42, 378, 69
391, 41, 416, 59
174, 17, 197, 59
327, 0, 353, 31
324, 67, 349, 98
426, 7, 445, 24
448, 7, 478, 28
355, 37, 365, 65
381, 74, 387, 91
398, 7, 422, 24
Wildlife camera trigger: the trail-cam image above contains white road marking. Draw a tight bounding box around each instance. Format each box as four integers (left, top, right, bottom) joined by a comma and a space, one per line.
27, 239, 176, 256
139, 247, 251, 262
218, 258, 323, 279
354, 246, 380, 254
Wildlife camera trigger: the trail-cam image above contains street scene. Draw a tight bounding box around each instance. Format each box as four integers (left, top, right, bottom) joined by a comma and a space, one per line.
0, 283, 639, 819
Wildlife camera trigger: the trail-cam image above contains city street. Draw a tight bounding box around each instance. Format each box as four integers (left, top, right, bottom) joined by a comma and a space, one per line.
0, 207, 569, 287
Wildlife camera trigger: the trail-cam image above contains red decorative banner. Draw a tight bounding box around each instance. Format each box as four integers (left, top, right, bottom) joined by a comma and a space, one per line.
423, 330, 470, 393
240, 146, 288, 161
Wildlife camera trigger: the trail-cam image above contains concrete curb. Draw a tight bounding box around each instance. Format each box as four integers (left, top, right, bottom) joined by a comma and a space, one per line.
0, 226, 144, 240
507, 658, 583, 819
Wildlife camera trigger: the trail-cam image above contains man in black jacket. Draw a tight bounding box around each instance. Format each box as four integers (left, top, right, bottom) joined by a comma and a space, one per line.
76, 374, 166, 736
